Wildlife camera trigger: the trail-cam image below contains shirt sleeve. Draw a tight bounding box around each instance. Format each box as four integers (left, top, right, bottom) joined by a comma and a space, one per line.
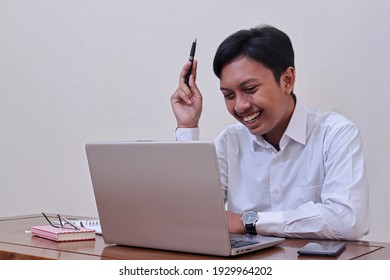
174, 127, 200, 141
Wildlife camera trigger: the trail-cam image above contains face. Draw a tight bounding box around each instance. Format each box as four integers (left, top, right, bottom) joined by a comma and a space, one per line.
219, 56, 295, 143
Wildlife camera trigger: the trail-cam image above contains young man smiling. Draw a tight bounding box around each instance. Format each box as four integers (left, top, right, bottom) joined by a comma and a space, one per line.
170, 25, 369, 240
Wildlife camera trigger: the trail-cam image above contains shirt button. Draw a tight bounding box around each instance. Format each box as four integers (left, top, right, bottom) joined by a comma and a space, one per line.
273, 188, 279, 194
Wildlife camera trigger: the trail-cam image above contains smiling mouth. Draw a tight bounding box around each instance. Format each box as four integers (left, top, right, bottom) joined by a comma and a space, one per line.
243, 111, 262, 123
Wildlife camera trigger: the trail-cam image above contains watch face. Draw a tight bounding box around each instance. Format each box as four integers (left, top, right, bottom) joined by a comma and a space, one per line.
242, 211, 258, 224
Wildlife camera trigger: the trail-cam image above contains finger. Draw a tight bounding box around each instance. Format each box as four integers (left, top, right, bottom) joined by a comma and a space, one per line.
179, 61, 192, 84
186, 60, 198, 85
188, 74, 202, 99
191, 59, 198, 81
172, 87, 193, 105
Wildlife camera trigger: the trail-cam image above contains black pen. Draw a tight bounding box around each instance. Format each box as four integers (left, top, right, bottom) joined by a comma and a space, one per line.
184, 38, 197, 87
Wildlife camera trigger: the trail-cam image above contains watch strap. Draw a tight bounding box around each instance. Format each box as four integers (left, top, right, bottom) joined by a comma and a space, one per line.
244, 223, 257, 235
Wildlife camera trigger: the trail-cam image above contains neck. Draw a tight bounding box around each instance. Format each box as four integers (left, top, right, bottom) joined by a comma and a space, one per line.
263, 94, 296, 149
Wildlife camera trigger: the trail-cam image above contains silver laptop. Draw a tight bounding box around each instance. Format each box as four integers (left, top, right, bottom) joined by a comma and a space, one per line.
85, 141, 284, 256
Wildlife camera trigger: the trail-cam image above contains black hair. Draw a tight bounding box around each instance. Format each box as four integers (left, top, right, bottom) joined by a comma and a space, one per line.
213, 25, 295, 85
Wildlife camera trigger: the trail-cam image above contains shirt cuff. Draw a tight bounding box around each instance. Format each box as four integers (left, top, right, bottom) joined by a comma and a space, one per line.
175, 127, 200, 141
256, 211, 284, 236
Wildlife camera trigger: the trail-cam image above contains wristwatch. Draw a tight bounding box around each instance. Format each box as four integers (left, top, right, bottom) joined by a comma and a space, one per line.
241, 211, 258, 235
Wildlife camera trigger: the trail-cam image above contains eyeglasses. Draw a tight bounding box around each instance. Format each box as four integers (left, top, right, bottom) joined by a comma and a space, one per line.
41, 212, 80, 230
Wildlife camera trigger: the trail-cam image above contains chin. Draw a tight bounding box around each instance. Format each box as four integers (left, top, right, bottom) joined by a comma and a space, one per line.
245, 127, 263, 136
247, 123, 272, 136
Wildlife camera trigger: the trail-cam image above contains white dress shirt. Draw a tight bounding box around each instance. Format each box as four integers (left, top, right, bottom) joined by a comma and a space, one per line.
175, 99, 370, 240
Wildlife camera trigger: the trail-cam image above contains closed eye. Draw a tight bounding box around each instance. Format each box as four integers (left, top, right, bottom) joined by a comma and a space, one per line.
244, 85, 259, 94
222, 91, 235, 100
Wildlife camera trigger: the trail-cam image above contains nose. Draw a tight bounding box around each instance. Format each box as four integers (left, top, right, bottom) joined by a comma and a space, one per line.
234, 93, 251, 114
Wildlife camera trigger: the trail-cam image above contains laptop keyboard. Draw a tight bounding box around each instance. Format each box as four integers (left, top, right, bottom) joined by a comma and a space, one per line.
230, 239, 258, 248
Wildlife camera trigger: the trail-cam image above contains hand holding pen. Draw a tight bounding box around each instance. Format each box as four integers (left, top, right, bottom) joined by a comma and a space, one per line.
170, 38, 203, 128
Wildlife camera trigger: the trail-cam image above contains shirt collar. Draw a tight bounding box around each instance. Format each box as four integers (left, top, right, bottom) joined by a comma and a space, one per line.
282, 98, 307, 146
252, 98, 307, 151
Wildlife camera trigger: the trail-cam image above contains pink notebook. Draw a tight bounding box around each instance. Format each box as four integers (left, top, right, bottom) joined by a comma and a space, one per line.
31, 225, 95, 242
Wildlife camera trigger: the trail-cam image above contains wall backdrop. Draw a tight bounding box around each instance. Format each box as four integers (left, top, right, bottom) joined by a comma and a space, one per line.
1, 0, 389, 242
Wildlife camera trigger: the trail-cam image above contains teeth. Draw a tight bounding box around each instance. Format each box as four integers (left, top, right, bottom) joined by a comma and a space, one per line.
243, 112, 261, 122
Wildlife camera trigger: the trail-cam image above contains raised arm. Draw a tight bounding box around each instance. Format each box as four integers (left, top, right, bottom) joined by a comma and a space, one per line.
171, 60, 203, 128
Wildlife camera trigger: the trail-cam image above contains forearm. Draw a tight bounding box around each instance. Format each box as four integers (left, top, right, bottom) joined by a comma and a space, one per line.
257, 200, 369, 240
256, 204, 335, 239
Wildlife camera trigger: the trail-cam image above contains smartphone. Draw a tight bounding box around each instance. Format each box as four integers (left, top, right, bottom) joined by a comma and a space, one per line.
297, 241, 346, 256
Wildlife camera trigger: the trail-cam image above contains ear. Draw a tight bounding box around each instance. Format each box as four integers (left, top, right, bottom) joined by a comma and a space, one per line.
281, 66, 295, 95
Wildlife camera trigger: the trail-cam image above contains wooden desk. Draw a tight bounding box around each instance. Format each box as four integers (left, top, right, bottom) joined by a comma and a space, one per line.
0, 214, 388, 260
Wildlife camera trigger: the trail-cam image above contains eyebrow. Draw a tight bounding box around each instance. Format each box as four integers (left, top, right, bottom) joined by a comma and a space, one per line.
220, 78, 260, 91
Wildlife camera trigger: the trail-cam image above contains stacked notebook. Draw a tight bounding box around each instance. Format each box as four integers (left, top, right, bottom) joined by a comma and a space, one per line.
31, 225, 96, 242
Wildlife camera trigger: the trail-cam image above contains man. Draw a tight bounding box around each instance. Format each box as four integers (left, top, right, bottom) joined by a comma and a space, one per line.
170, 25, 369, 240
